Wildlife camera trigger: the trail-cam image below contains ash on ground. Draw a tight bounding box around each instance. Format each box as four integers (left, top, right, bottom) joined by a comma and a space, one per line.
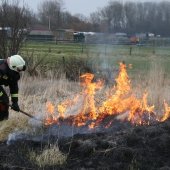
1, 117, 170, 170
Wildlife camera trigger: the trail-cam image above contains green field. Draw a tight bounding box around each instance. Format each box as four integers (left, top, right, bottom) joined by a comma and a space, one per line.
20, 41, 170, 79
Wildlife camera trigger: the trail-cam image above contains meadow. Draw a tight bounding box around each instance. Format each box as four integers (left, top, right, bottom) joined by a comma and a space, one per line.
0, 41, 170, 169
20, 41, 170, 105
21, 41, 170, 75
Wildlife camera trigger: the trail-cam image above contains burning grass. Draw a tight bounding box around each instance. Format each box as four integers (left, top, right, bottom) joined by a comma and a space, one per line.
43, 61, 170, 128
1, 55, 170, 169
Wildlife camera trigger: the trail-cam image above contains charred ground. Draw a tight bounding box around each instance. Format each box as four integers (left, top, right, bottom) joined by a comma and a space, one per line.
1, 119, 170, 170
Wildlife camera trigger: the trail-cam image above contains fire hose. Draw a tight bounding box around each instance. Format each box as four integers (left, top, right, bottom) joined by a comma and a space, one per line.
9, 104, 43, 123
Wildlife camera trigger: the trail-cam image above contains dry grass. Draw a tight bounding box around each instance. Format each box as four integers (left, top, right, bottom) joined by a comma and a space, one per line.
132, 55, 170, 112
0, 114, 29, 141
1, 58, 169, 126
0, 73, 81, 141
1, 57, 170, 141
147, 56, 169, 110
29, 144, 67, 168
0, 75, 73, 167
1, 56, 170, 167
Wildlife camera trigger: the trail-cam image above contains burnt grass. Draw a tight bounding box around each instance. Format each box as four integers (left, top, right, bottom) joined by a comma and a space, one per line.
1, 119, 170, 170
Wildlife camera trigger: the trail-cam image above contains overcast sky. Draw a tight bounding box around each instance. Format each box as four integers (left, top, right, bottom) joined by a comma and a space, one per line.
24, 0, 167, 17
26, 0, 110, 16
63, 0, 111, 16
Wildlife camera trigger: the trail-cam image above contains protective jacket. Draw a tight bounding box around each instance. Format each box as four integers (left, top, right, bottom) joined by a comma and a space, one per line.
0, 59, 20, 103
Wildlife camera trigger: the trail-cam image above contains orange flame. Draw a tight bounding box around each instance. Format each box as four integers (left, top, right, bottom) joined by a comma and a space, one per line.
160, 101, 170, 122
44, 62, 170, 128
99, 62, 132, 115
45, 102, 57, 125
73, 73, 103, 126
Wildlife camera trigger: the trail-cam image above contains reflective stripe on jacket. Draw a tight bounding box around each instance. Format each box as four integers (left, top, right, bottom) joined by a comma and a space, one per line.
0, 59, 20, 103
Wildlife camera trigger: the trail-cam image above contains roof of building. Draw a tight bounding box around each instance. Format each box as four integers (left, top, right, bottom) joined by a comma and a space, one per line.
29, 30, 54, 36
56, 29, 74, 32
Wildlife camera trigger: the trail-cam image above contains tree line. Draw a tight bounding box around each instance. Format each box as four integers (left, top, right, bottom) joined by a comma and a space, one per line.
37, 0, 170, 36
91, 1, 170, 36
1, 0, 170, 35
0, 0, 170, 57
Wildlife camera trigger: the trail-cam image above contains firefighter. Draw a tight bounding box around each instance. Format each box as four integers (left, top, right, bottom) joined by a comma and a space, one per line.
0, 55, 26, 121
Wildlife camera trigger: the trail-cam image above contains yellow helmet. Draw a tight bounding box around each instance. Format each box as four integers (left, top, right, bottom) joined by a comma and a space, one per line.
8, 55, 26, 72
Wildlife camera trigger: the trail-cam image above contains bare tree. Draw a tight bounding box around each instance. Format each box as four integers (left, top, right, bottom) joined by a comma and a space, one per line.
38, 0, 64, 30
89, 12, 101, 32
88, 1, 170, 36
106, 1, 124, 32
0, 0, 31, 58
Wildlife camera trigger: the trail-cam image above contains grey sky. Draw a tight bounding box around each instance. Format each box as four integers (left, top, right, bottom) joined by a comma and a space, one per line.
24, 0, 167, 16
23, 0, 111, 16
63, 0, 110, 16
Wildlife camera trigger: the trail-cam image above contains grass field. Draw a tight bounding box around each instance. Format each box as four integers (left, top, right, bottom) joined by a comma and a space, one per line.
21, 41, 170, 78
19, 41, 170, 112
0, 41, 170, 169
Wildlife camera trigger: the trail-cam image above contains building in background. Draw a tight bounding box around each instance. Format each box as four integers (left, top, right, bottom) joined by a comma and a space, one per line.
27, 25, 54, 41
54, 29, 74, 42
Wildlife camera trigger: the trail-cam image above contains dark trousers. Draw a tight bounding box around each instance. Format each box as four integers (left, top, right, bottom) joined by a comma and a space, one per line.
0, 86, 9, 121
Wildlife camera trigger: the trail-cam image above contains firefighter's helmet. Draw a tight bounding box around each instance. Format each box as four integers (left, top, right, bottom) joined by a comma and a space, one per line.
8, 55, 26, 72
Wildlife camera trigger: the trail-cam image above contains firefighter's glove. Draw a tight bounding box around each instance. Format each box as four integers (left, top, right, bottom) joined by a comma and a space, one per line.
12, 102, 20, 112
